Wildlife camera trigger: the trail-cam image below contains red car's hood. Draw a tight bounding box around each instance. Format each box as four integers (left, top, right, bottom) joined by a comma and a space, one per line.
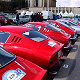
0, 57, 46, 80
60, 30, 71, 39
58, 24, 75, 37
39, 38, 64, 55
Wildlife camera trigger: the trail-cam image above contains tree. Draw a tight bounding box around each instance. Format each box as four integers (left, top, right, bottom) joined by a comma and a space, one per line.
11, 0, 25, 9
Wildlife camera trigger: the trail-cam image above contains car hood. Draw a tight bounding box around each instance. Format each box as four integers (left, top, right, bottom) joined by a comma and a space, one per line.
0, 57, 46, 80
39, 38, 64, 55
59, 30, 71, 39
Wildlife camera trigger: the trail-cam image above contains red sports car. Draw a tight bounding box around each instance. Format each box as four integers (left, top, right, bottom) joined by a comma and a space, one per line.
0, 47, 47, 80
27, 22, 71, 50
45, 20, 77, 42
0, 25, 63, 69
0, 15, 13, 26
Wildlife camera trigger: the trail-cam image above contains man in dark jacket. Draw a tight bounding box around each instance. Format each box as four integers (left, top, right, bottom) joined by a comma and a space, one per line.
16, 13, 20, 25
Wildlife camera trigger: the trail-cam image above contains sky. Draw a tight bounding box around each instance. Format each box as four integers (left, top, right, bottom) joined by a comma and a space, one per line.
56, 0, 80, 7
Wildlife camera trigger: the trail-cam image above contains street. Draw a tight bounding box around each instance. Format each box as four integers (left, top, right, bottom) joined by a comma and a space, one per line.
53, 36, 80, 80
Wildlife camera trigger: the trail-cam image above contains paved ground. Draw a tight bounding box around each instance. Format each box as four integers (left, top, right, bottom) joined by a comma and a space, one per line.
53, 36, 80, 80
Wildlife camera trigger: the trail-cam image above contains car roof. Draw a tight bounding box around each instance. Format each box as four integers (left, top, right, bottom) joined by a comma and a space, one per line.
0, 25, 33, 34
28, 22, 48, 26
46, 20, 58, 23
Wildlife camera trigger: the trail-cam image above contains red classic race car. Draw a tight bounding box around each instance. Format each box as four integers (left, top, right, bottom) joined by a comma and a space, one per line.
0, 47, 47, 80
0, 15, 13, 26
26, 22, 71, 50
45, 20, 77, 43
0, 25, 63, 69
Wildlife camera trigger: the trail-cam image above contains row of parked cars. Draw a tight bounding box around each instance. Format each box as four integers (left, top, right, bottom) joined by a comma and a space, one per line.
0, 16, 80, 80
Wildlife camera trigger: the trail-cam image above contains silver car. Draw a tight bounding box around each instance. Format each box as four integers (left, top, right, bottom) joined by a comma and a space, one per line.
12, 15, 30, 24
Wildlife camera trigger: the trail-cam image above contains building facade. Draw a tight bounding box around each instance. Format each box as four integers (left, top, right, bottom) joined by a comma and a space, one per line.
1, 0, 80, 15
25, 0, 56, 12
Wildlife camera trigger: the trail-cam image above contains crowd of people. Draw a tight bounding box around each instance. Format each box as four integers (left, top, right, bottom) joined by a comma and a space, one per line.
15, 12, 61, 25
31, 13, 43, 22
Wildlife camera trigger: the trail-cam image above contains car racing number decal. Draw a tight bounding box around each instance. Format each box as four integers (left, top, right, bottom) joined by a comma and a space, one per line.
48, 41, 56, 47
2, 68, 26, 80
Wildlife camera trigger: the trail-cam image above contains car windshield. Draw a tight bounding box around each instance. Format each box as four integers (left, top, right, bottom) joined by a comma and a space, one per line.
0, 47, 16, 69
22, 30, 48, 42
24, 24, 41, 31
48, 22, 61, 31
45, 24, 61, 32
58, 21, 70, 27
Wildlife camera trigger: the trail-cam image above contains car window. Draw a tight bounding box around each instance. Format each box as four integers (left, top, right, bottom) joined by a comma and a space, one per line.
24, 24, 41, 31
0, 47, 16, 68
25, 15, 29, 18
49, 22, 56, 26
22, 30, 48, 42
45, 24, 60, 32
19, 16, 23, 18
0, 31, 10, 43
69, 21, 78, 26
58, 22, 71, 27
20, 15, 26, 18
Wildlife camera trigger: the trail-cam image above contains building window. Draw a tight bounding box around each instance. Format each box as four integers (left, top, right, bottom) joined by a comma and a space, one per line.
36, 0, 38, 7
56, 10, 58, 13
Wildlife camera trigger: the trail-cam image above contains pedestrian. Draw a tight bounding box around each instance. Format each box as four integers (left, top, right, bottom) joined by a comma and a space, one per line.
16, 13, 20, 25
40, 13, 43, 22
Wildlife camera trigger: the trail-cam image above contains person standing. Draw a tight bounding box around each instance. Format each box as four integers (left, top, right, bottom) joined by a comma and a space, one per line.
40, 13, 43, 22
16, 13, 20, 25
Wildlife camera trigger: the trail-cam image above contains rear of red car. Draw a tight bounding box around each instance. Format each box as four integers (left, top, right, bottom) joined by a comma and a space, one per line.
45, 20, 77, 43
27, 22, 71, 51
0, 55, 47, 80
0, 26, 64, 70
38, 38, 64, 69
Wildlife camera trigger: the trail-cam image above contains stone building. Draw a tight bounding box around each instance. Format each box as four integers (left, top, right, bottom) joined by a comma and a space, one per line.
25, 0, 56, 12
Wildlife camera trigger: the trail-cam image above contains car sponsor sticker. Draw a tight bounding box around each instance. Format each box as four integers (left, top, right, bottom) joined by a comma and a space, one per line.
48, 41, 56, 47
2, 68, 26, 80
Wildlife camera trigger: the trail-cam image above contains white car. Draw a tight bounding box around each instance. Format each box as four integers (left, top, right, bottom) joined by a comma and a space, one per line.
12, 15, 30, 23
